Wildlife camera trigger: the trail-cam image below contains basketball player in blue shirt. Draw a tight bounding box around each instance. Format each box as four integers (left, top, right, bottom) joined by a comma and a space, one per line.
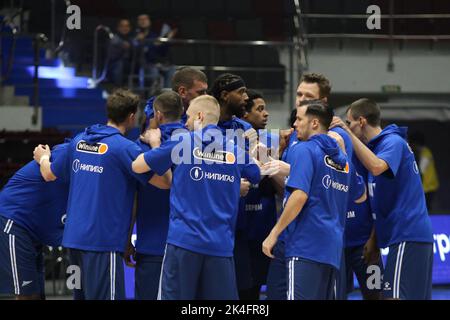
234, 90, 279, 300
343, 155, 383, 300
0, 142, 70, 299
262, 101, 366, 300
33, 89, 171, 300
209, 73, 257, 145
171, 67, 208, 124
128, 91, 187, 300
331, 98, 434, 300
132, 95, 261, 300
265, 74, 379, 300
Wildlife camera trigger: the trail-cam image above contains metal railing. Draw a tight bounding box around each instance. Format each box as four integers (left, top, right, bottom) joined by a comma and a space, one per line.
51, 0, 73, 58
89, 29, 297, 100
90, 25, 114, 88
128, 37, 294, 100
0, 9, 21, 86
293, 0, 450, 72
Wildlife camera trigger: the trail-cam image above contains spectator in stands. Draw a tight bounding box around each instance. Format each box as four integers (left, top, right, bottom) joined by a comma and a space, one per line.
134, 14, 177, 90
108, 19, 133, 86
409, 131, 440, 211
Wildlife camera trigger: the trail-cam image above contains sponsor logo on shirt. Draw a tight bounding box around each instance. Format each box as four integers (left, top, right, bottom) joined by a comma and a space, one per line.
323, 155, 349, 173
76, 141, 108, 155
245, 203, 263, 212
193, 147, 236, 164
72, 159, 103, 174
347, 211, 356, 218
322, 175, 349, 192
189, 166, 235, 183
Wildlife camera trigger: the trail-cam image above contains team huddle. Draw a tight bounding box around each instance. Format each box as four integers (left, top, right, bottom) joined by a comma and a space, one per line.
0, 69, 433, 300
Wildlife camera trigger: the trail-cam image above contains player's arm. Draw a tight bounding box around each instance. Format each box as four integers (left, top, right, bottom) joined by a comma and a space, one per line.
33, 144, 57, 181
268, 175, 285, 198
278, 128, 294, 159
131, 128, 172, 189
132, 154, 172, 189
355, 185, 367, 204
132, 153, 151, 174
330, 117, 388, 176
148, 169, 172, 189
262, 189, 308, 258
363, 226, 380, 264
327, 131, 346, 155
258, 160, 290, 197
132, 128, 162, 174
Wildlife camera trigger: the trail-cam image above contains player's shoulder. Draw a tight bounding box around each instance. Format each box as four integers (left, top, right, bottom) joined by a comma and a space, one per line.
233, 117, 252, 131
293, 139, 315, 154
379, 131, 406, 148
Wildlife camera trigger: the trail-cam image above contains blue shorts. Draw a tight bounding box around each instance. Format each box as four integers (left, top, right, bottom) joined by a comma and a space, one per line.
234, 231, 271, 291
159, 244, 238, 300
135, 253, 163, 300
334, 249, 346, 300
0, 216, 45, 297
286, 257, 336, 300
68, 248, 125, 300
266, 241, 287, 300
345, 245, 383, 297
383, 241, 433, 300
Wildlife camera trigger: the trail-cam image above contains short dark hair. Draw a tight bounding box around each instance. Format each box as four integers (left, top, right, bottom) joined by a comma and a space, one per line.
244, 89, 264, 113
300, 100, 334, 130
289, 108, 297, 128
300, 72, 332, 99
106, 89, 140, 125
153, 91, 184, 121
171, 67, 207, 92
348, 98, 381, 127
209, 73, 245, 101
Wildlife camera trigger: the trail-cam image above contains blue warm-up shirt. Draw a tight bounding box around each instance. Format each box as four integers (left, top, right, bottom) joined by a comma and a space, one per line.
366, 124, 433, 248
135, 122, 187, 256
0, 142, 70, 246
52, 124, 153, 253
143, 124, 261, 257
284, 134, 364, 269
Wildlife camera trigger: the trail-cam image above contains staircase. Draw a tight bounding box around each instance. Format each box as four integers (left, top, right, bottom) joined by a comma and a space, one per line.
2, 35, 107, 136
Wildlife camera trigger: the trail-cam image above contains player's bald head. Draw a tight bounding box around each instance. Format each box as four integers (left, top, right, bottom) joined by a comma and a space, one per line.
187, 95, 220, 126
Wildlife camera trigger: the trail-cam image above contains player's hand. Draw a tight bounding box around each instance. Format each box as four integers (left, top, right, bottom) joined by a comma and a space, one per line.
262, 231, 278, 258
141, 128, 162, 148
329, 116, 348, 131
250, 142, 272, 164
240, 179, 251, 197
33, 144, 51, 163
244, 128, 258, 152
327, 131, 346, 154
261, 160, 290, 177
124, 241, 136, 268
362, 237, 381, 265
279, 128, 294, 158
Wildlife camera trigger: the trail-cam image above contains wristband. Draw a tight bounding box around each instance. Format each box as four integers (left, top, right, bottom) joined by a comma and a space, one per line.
39, 155, 50, 165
